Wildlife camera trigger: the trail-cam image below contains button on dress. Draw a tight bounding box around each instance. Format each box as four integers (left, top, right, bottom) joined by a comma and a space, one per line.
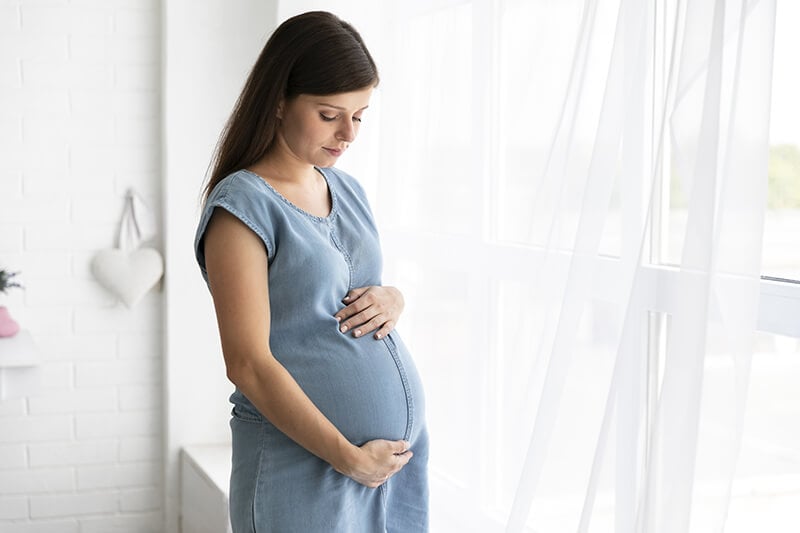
194, 167, 429, 532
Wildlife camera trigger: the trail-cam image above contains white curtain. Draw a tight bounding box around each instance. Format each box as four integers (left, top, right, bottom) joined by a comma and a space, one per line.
280, 1, 776, 531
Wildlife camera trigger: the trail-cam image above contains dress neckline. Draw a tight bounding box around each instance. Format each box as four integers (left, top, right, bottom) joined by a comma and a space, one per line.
243, 167, 338, 222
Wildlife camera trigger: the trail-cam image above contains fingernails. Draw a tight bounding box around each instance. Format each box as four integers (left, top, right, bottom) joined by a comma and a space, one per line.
343, 295, 351, 301
334, 316, 341, 322
354, 329, 362, 337
375, 333, 382, 339
340, 325, 348, 333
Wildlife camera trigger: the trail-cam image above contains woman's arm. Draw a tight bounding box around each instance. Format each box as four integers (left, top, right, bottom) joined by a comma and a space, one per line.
203, 209, 412, 488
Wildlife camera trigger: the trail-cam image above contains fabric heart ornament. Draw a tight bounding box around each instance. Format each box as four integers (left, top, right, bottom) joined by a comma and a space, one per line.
91, 248, 164, 308
91, 189, 164, 308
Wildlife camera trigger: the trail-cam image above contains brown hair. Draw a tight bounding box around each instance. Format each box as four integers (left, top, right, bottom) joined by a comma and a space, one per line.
202, 11, 379, 203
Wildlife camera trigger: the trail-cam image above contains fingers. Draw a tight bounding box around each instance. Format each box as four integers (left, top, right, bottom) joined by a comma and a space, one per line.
384, 440, 413, 476
355, 439, 413, 488
337, 287, 375, 319
337, 309, 378, 335
373, 320, 395, 340
363, 438, 409, 457
335, 294, 383, 337
343, 314, 388, 338
334, 286, 402, 339
393, 440, 411, 454
342, 286, 368, 304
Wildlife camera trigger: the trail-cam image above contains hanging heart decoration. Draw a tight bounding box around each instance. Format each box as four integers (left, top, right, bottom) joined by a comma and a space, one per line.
91, 190, 164, 308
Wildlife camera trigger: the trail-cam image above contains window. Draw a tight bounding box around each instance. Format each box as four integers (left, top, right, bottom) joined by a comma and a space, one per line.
655, 1, 800, 528
726, 2, 800, 525
369, 0, 799, 530
762, 1, 800, 282
726, 331, 800, 531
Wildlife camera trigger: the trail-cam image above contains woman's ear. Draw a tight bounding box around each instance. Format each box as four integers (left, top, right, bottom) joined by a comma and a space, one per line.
276, 99, 284, 120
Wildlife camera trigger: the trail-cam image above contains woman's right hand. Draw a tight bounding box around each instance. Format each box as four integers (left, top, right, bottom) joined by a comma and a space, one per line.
337, 439, 413, 488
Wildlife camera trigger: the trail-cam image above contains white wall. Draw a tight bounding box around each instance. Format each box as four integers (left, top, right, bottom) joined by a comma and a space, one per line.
162, 1, 277, 532
0, 1, 164, 531
0, 1, 276, 530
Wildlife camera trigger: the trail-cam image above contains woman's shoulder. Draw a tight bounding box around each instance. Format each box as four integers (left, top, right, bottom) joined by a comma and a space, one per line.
202, 169, 281, 235
207, 169, 267, 204
197, 169, 277, 265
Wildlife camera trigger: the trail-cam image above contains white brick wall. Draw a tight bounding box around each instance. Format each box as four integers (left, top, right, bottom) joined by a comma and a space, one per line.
0, 1, 163, 531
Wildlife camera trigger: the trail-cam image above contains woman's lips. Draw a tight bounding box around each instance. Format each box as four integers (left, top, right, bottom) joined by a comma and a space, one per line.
323, 147, 343, 157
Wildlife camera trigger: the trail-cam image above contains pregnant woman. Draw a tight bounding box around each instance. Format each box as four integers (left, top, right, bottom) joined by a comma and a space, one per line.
194, 11, 428, 533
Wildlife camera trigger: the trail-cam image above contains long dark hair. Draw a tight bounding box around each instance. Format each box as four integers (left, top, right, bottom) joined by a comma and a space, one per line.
202, 11, 379, 203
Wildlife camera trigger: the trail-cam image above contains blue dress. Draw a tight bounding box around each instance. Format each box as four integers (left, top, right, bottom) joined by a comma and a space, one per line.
194, 167, 429, 532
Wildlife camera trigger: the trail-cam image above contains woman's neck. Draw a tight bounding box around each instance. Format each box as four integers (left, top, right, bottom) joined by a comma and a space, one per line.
251, 140, 318, 187
249, 145, 332, 218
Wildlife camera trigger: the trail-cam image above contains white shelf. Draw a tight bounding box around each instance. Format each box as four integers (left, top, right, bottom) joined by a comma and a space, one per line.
181, 444, 232, 533
0, 330, 41, 367
182, 444, 232, 496
0, 330, 43, 401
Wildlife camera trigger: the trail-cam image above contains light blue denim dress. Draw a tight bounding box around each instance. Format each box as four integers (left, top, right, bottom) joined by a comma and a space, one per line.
195, 167, 429, 532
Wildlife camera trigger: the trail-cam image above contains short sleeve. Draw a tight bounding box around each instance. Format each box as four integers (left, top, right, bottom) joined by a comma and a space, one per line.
194, 171, 276, 282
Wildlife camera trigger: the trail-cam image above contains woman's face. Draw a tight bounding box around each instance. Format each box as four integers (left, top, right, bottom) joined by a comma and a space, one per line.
275, 87, 373, 167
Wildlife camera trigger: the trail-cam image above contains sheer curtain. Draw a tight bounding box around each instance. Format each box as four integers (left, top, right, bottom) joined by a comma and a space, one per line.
279, 1, 776, 531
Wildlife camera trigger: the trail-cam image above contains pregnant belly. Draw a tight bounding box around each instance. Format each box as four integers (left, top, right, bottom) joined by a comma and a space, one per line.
241, 329, 424, 446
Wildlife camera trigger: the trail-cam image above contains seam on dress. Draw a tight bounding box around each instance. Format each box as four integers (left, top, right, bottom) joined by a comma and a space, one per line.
250, 422, 267, 533
379, 481, 388, 514
327, 222, 354, 292
383, 335, 414, 441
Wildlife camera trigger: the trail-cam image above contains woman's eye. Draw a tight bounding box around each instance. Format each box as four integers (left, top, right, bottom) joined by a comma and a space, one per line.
320, 113, 336, 122
352, 116, 362, 123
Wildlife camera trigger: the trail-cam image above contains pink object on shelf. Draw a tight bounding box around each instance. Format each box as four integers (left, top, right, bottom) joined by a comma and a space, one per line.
0, 306, 20, 338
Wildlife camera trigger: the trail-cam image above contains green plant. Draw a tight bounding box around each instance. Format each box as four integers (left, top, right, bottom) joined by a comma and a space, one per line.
0, 269, 22, 295
768, 144, 800, 209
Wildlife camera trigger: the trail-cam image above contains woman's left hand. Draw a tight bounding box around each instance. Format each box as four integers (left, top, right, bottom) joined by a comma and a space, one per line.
334, 286, 404, 340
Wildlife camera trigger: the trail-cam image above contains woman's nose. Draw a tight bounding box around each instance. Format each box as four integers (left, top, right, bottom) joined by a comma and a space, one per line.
336, 120, 356, 142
